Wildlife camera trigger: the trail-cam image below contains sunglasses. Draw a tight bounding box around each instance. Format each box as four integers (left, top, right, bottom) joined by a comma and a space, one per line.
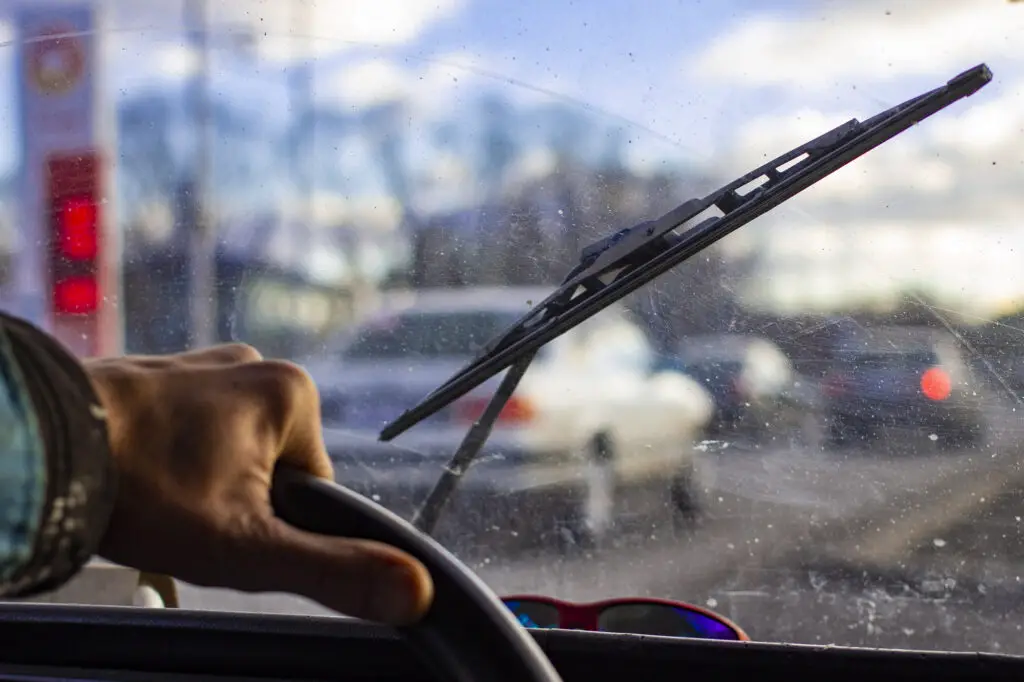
502, 595, 749, 641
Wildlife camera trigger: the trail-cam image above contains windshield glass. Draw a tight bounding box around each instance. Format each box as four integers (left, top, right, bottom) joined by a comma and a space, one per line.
845, 351, 939, 369
341, 311, 519, 359
5, 0, 1024, 657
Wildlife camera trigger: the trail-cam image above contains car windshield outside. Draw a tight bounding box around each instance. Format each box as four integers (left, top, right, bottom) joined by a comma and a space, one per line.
3, 0, 1024, 658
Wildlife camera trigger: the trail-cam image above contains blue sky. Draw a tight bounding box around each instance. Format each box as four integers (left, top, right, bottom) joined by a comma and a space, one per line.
1, 0, 1023, 314
0, 0, 781, 176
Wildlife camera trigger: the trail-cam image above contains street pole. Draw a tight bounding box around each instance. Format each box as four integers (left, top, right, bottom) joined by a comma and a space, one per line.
290, 0, 314, 226
186, 0, 216, 349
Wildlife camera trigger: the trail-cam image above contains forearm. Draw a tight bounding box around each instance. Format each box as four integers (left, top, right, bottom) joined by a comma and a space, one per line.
0, 311, 116, 597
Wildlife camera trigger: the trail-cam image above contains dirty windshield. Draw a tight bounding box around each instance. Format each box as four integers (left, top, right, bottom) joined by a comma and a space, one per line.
5, 0, 1024, 656
341, 310, 520, 359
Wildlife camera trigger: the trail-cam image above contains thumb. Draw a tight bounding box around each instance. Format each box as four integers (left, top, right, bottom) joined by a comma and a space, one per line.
249, 517, 434, 625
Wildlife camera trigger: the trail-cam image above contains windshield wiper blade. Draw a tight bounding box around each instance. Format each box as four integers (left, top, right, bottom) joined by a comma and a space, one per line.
404, 64, 991, 534
385, 63, 991, 447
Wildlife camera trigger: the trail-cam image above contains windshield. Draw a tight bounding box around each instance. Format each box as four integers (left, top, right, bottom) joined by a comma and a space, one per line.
341, 311, 520, 360
844, 351, 939, 368
6, 0, 1024, 657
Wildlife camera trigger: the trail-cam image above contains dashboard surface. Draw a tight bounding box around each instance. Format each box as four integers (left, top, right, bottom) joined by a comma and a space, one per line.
0, 604, 1019, 682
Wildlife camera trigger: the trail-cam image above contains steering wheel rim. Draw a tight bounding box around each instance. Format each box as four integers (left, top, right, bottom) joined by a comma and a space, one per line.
270, 465, 563, 682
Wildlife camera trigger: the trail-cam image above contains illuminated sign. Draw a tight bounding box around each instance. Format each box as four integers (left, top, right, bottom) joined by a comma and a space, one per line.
14, 4, 120, 358
47, 152, 101, 315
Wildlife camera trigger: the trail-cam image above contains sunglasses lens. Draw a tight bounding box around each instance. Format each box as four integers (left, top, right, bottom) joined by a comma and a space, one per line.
503, 599, 561, 629
597, 602, 741, 640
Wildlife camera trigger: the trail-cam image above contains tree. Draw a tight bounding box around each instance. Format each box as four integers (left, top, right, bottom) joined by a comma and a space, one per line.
360, 100, 414, 208
208, 100, 262, 189
535, 103, 593, 164
477, 93, 519, 198
599, 126, 627, 173
117, 93, 179, 209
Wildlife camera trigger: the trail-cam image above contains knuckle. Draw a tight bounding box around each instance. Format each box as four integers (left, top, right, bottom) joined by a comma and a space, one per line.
217, 342, 264, 363
248, 360, 320, 417
259, 359, 317, 395
228, 360, 321, 432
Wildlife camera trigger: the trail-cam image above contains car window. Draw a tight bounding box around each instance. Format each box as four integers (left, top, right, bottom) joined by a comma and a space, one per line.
341, 310, 519, 359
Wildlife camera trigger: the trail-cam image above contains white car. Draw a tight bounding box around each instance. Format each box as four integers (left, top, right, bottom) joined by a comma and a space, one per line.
305, 286, 714, 547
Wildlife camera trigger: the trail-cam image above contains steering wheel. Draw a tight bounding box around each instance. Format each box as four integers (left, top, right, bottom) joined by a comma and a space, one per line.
270, 465, 564, 682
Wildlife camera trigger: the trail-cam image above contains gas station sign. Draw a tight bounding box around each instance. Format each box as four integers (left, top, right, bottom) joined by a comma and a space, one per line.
26, 22, 86, 96
13, 4, 120, 358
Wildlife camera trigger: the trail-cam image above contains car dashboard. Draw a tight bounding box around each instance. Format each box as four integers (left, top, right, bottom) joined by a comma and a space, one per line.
0, 604, 1017, 682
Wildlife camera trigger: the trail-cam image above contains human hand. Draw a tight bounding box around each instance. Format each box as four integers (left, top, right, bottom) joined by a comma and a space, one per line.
82, 344, 434, 625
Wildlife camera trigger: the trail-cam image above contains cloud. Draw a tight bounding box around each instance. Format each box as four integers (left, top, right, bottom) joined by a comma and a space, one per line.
3, 0, 465, 70
691, 0, 1024, 90
112, 0, 466, 59
716, 65, 1024, 314
713, 71, 1024, 226
330, 57, 409, 107
328, 50, 478, 107
152, 42, 198, 79
204, 0, 465, 62
927, 78, 1024, 159
722, 107, 958, 207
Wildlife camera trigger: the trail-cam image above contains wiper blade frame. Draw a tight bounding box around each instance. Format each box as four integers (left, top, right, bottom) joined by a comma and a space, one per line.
384, 63, 992, 449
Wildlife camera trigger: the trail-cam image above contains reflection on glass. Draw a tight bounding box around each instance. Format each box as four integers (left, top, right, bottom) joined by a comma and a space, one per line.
8, 0, 1023, 660
504, 600, 561, 630
341, 311, 519, 360
502, 598, 742, 641
597, 603, 739, 641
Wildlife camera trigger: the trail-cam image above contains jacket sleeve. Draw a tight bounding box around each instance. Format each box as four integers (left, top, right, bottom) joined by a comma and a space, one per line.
0, 310, 117, 598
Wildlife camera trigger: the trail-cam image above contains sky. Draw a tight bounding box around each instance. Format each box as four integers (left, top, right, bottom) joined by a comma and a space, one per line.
0, 0, 1022, 314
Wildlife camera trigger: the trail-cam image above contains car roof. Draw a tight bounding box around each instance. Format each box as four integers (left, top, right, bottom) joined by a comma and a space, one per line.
677, 333, 780, 361
378, 286, 559, 316
375, 286, 632, 325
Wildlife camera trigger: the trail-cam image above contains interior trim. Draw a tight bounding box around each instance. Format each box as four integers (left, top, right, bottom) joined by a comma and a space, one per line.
0, 604, 1019, 681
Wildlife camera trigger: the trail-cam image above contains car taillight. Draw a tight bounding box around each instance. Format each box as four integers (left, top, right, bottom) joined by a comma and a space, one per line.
455, 395, 537, 425
921, 366, 952, 401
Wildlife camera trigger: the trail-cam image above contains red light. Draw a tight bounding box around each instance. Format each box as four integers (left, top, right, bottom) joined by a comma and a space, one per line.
921, 367, 952, 401
55, 194, 98, 260
53, 276, 98, 315
456, 395, 537, 425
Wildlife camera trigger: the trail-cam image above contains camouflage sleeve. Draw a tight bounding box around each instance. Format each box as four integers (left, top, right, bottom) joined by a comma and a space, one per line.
0, 311, 116, 598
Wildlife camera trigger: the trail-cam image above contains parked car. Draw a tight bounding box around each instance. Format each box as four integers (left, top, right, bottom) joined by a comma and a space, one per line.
821, 325, 988, 449
304, 286, 714, 548
654, 334, 823, 448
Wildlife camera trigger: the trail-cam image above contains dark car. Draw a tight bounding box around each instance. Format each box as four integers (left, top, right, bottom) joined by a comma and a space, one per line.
821, 326, 987, 449
654, 334, 823, 447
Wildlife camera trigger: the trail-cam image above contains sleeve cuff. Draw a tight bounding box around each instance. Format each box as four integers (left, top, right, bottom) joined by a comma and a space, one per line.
0, 312, 116, 597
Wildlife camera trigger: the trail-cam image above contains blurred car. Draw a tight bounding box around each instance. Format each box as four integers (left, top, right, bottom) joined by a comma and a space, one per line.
821, 326, 988, 449
653, 334, 824, 447
305, 286, 714, 547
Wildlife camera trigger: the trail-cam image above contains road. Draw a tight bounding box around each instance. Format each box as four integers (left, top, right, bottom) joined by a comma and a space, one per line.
735, 483, 1024, 655
173, 412, 1024, 658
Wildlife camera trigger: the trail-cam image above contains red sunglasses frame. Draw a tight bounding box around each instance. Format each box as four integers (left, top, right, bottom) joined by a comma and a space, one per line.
501, 594, 750, 641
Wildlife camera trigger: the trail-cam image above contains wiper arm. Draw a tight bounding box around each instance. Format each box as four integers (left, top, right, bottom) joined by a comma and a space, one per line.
399, 63, 992, 534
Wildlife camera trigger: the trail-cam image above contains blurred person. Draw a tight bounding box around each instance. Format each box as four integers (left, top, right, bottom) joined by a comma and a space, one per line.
0, 310, 433, 625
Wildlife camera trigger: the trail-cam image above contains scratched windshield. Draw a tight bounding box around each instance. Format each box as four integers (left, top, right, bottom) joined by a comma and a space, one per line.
3, 0, 1024, 656
341, 311, 519, 359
